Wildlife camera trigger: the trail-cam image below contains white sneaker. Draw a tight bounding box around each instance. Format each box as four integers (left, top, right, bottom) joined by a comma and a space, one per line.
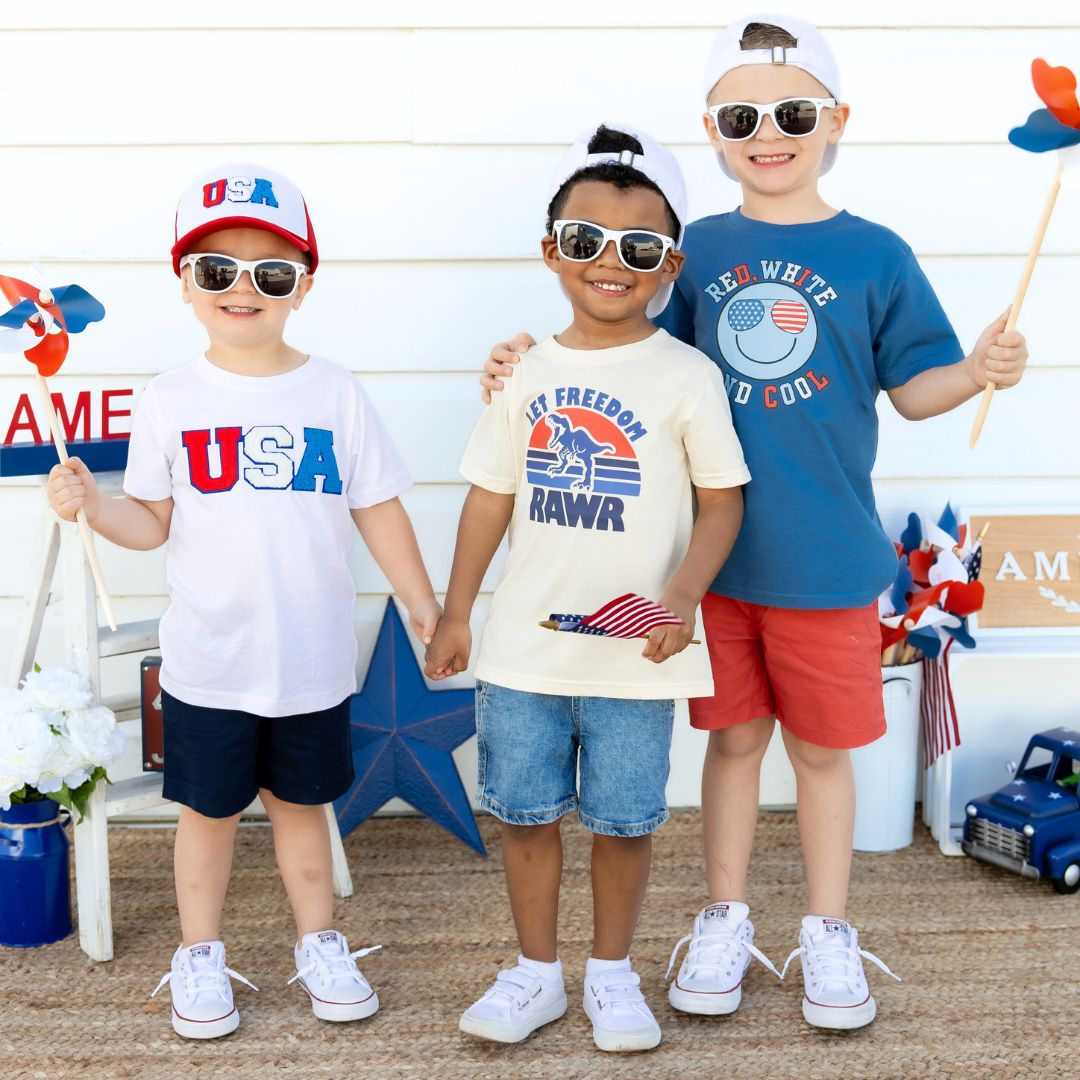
289, 930, 381, 1022
781, 916, 901, 1030
666, 901, 781, 1015
582, 958, 661, 1053
150, 941, 258, 1039
459, 956, 568, 1043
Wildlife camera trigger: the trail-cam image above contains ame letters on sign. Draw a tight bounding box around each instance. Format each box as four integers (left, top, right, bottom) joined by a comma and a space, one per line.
969, 514, 1080, 631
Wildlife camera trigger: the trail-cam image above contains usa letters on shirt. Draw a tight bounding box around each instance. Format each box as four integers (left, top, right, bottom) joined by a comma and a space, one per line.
180, 424, 342, 494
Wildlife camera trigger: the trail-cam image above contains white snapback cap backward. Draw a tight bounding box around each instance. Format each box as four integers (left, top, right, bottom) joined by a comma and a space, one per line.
703, 14, 842, 178
549, 126, 688, 318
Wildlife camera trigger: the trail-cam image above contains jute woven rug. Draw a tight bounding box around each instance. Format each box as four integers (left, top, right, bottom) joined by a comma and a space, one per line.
1, 811, 1075, 1079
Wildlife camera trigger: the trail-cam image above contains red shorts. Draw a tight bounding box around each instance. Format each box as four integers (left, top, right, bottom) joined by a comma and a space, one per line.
689, 593, 885, 750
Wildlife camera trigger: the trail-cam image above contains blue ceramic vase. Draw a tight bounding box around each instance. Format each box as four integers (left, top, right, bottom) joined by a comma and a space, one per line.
0, 798, 72, 947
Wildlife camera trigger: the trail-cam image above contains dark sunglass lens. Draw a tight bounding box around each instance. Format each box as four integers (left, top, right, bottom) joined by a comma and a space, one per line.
715, 104, 759, 140
620, 233, 665, 271
774, 99, 820, 136
194, 255, 239, 292
558, 222, 604, 261
253, 261, 298, 297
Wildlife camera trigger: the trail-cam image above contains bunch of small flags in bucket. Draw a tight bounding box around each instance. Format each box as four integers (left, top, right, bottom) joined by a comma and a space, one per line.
540, 593, 691, 640
877, 505, 987, 765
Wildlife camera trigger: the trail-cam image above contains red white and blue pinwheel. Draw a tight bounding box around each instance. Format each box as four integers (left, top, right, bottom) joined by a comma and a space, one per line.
970, 59, 1077, 447
0, 267, 114, 629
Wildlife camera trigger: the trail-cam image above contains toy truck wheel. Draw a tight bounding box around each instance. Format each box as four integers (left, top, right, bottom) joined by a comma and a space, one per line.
1052, 862, 1080, 895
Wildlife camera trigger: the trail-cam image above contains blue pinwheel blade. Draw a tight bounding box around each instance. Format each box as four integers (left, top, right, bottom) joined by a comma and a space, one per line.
1009, 108, 1080, 153
50, 285, 106, 334
937, 503, 958, 542
0, 299, 38, 329
909, 628, 942, 659
900, 513, 922, 555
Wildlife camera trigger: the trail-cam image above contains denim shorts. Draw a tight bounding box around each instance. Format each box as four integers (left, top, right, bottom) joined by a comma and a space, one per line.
161, 689, 354, 819
474, 680, 674, 837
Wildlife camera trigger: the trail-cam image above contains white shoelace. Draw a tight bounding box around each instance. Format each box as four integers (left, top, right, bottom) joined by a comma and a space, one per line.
288, 942, 382, 990
477, 965, 547, 1011
151, 960, 259, 1000
587, 969, 652, 1022
780, 932, 901, 992
666, 927, 781, 982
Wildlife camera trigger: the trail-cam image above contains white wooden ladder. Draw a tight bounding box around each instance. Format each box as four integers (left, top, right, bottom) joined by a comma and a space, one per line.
7, 480, 354, 961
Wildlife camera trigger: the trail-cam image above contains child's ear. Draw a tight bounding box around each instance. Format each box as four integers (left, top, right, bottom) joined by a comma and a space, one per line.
701, 111, 724, 155
662, 249, 686, 284
292, 273, 314, 310
540, 235, 561, 275
179, 268, 192, 305
828, 102, 850, 144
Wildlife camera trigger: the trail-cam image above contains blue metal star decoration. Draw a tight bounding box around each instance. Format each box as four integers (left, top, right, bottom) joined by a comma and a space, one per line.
334, 597, 486, 855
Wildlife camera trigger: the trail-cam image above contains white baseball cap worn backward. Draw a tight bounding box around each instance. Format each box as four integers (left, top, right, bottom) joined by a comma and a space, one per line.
549, 125, 688, 318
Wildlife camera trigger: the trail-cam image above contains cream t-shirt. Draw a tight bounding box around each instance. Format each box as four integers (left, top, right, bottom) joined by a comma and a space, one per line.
123, 355, 410, 717
460, 329, 750, 699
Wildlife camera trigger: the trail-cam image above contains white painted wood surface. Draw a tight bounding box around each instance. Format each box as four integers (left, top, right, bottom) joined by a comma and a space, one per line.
2, 9, 1077, 817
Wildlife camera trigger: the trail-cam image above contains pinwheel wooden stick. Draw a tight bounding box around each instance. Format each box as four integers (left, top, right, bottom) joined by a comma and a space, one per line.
0, 274, 116, 631
971, 58, 1080, 448
969, 162, 1061, 448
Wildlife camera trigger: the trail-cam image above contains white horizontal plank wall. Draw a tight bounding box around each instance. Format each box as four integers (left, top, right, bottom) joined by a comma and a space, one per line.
2, 7, 1077, 818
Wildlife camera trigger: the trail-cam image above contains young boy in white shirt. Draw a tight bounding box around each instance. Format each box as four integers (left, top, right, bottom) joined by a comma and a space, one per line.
47, 163, 441, 1039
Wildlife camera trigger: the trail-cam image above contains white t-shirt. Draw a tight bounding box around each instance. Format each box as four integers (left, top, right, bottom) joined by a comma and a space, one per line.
123, 355, 410, 717
460, 329, 750, 699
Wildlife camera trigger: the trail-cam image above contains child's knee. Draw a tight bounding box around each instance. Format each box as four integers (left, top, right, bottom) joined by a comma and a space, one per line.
707, 717, 774, 760
784, 731, 849, 772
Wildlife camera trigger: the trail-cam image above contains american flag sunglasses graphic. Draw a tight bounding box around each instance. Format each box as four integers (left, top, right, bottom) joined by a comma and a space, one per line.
726, 297, 809, 334
540, 593, 698, 641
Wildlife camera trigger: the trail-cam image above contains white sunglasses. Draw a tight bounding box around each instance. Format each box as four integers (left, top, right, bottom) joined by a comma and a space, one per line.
707, 97, 836, 142
551, 219, 675, 273
180, 253, 309, 299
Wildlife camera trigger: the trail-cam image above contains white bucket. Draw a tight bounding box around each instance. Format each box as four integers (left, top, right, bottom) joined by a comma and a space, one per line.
851, 664, 923, 852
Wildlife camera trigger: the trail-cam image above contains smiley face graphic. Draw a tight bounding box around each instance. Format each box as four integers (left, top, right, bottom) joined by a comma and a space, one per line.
716, 283, 817, 381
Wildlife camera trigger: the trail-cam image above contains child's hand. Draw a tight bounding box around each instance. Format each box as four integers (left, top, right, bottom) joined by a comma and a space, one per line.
46, 457, 100, 523
641, 594, 696, 665
409, 596, 443, 646
480, 333, 535, 403
967, 308, 1028, 390
424, 619, 471, 680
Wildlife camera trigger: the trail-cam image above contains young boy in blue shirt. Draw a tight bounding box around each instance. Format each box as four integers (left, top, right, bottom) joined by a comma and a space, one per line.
480, 14, 1028, 1030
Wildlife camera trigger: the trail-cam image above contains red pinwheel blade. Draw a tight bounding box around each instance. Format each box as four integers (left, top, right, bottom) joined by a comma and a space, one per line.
1032, 58, 1080, 128
942, 580, 985, 618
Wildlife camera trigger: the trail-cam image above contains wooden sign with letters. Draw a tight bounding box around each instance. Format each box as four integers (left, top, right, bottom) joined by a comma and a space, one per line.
966, 511, 1080, 633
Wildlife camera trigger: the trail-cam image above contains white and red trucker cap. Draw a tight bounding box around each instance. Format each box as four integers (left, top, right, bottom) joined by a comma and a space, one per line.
549, 125, 688, 319
703, 14, 842, 178
171, 162, 318, 276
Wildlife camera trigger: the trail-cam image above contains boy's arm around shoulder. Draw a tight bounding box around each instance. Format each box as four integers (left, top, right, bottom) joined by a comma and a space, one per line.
886, 310, 1029, 422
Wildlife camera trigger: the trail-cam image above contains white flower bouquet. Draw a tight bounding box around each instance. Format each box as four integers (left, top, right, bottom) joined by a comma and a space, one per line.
0, 667, 125, 821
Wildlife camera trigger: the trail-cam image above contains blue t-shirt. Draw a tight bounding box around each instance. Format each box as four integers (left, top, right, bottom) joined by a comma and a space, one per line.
656, 209, 964, 609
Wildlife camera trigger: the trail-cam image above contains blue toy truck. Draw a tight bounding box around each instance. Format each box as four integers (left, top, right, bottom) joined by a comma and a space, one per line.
963, 727, 1080, 894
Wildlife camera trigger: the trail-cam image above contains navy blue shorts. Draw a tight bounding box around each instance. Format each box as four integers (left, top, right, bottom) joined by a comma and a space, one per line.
161, 689, 354, 819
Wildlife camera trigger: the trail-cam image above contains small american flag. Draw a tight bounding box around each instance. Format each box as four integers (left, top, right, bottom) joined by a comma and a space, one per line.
921, 637, 960, 766
546, 593, 684, 639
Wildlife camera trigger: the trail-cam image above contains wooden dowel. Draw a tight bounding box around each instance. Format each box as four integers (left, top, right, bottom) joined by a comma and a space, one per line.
970, 162, 1062, 448
34, 372, 117, 631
